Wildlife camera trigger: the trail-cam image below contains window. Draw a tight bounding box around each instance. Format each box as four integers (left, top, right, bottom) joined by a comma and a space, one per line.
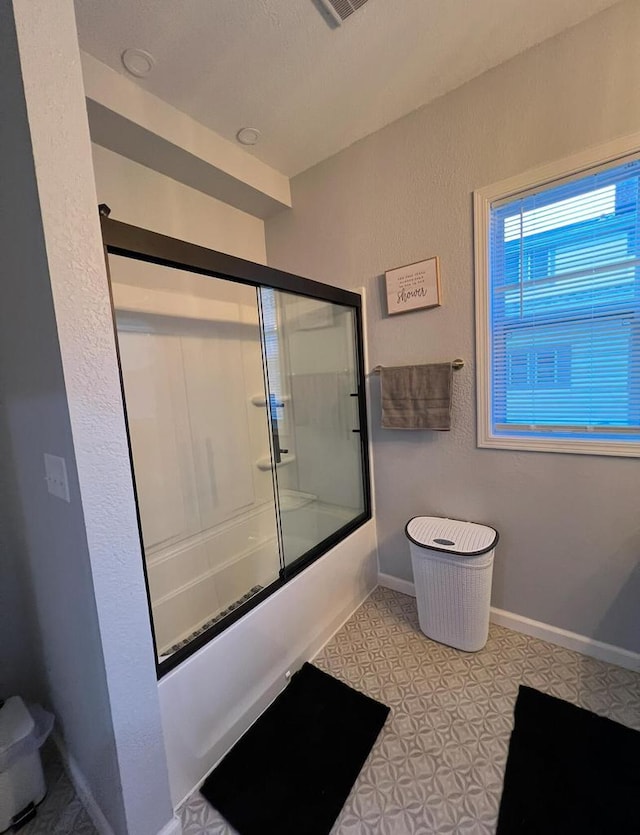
475, 145, 640, 456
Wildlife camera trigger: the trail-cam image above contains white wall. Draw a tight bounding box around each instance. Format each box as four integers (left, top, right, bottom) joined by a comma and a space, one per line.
92, 144, 267, 263
266, 0, 640, 653
82, 51, 291, 219
1, 3, 177, 833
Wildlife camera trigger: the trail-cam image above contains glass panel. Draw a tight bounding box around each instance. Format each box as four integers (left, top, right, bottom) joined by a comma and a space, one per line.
260, 289, 366, 569
109, 255, 281, 662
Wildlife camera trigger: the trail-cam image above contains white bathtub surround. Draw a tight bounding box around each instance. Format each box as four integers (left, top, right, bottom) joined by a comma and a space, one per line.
148, 502, 279, 653
280, 499, 360, 563
150, 495, 358, 654
159, 519, 378, 807
378, 574, 640, 672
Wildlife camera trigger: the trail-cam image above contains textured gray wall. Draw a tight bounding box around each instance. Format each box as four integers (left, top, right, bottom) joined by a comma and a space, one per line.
0, 5, 127, 831
1, 2, 176, 833
0, 7, 46, 704
266, 0, 640, 653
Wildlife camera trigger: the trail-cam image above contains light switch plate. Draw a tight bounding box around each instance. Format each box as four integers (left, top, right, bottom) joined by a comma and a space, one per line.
44, 453, 70, 502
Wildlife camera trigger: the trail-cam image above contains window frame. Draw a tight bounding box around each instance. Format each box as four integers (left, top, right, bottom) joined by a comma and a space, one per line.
474, 133, 640, 458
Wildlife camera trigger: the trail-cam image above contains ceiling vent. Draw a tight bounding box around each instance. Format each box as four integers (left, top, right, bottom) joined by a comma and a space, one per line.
313, 0, 370, 28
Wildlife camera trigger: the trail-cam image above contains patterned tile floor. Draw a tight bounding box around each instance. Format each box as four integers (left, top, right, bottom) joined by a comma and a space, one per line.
180, 587, 640, 835
18, 742, 97, 835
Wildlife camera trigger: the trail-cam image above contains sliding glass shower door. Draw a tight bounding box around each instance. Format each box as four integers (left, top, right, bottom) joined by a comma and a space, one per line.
104, 219, 370, 675
260, 289, 366, 571
110, 255, 282, 662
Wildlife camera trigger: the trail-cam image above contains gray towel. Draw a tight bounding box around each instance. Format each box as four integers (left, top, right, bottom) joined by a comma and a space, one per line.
380, 363, 452, 430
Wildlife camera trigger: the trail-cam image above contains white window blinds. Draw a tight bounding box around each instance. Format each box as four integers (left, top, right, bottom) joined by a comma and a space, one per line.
488, 157, 640, 443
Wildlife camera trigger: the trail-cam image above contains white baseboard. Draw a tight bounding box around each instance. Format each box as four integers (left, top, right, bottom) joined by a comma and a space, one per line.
311, 583, 377, 662
51, 732, 115, 835
157, 816, 183, 835
377, 574, 640, 673
489, 607, 640, 673
378, 572, 416, 597
52, 732, 183, 835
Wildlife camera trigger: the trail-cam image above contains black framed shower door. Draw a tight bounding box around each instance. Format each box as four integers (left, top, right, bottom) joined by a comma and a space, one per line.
101, 216, 372, 677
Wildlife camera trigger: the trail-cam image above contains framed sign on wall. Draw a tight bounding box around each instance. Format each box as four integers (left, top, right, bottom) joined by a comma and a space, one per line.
385, 256, 441, 315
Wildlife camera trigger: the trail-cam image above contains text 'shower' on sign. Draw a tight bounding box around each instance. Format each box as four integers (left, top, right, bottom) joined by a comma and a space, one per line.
385, 256, 441, 315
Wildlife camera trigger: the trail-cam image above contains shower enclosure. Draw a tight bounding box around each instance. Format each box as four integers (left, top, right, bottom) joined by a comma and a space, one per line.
101, 218, 371, 675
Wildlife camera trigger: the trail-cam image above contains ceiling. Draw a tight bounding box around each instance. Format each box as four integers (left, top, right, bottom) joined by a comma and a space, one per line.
74, 0, 621, 177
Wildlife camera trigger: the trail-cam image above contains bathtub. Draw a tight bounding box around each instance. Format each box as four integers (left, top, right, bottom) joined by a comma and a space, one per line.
157, 517, 378, 807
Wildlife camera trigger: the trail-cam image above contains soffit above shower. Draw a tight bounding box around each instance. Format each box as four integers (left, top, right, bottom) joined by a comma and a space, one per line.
74, 0, 622, 177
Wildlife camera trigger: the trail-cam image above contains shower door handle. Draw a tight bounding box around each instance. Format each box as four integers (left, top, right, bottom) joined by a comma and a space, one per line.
271, 414, 282, 465
269, 394, 283, 465
351, 390, 361, 433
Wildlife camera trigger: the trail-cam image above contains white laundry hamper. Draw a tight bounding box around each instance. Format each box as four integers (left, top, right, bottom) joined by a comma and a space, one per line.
406, 516, 499, 652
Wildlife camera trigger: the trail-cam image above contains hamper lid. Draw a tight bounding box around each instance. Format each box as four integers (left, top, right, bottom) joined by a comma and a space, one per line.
405, 516, 498, 556
0, 696, 34, 754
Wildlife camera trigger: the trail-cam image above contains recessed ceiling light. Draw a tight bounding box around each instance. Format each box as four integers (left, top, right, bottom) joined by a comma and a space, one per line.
121, 48, 156, 78
236, 127, 261, 146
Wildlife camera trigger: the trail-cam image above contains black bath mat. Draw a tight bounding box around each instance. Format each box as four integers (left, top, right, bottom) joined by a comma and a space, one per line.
200, 662, 390, 835
497, 685, 640, 834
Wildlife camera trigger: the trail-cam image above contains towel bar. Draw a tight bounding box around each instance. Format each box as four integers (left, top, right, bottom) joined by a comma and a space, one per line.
371, 358, 464, 374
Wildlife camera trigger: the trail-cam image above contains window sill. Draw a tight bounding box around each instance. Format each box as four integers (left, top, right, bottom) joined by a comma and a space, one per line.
478, 432, 640, 458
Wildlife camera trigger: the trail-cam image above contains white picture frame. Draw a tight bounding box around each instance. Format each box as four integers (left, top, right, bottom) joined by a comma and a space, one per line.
385, 256, 441, 315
